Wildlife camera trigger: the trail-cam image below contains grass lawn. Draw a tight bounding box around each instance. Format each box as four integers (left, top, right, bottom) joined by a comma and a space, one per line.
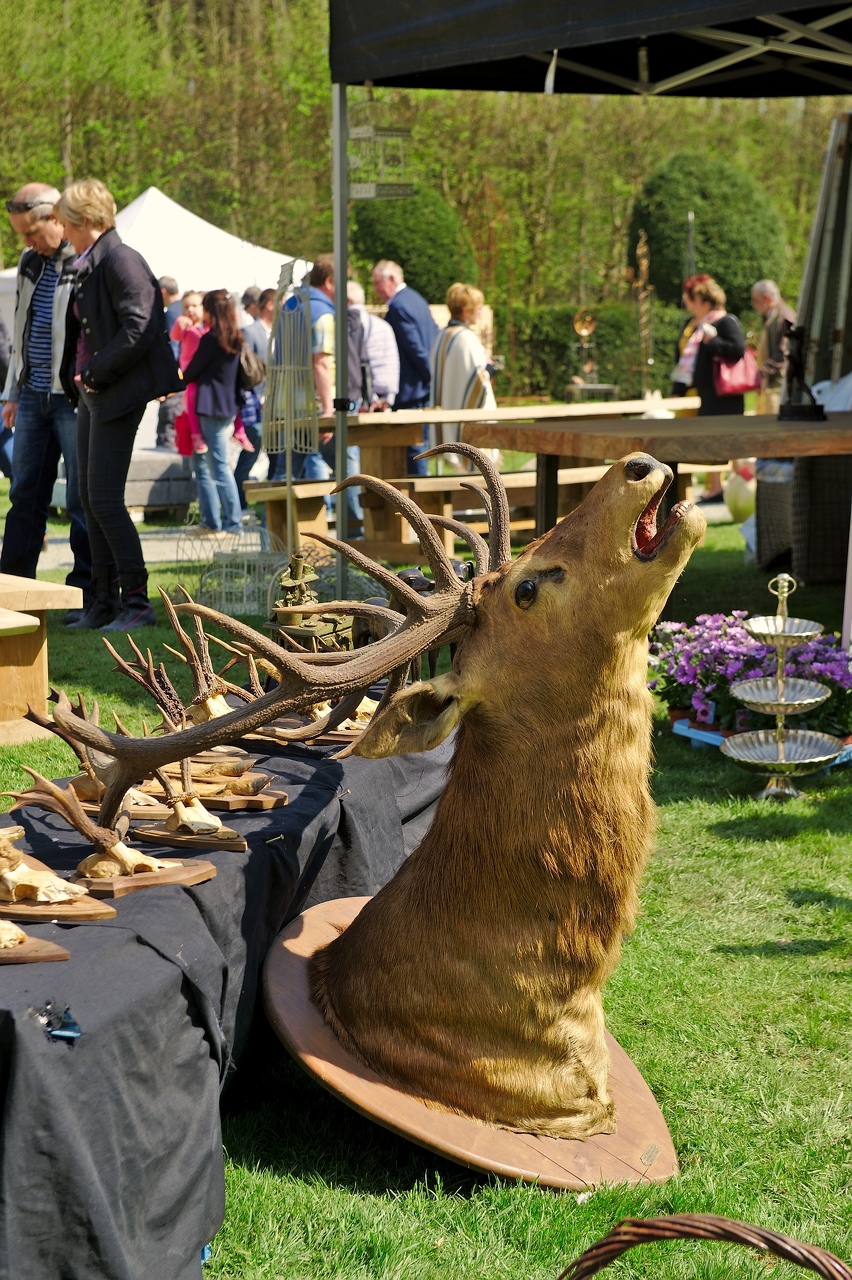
0, 521, 850, 1278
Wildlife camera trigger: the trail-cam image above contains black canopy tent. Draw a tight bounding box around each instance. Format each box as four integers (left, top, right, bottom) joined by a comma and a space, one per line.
330, 1, 852, 96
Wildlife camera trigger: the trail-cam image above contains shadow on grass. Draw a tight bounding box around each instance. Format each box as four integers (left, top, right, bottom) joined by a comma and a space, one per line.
707, 785, 852, 842
221, 1014, 488, 1197
715, 939, 841, 958
786, 888, 852, 912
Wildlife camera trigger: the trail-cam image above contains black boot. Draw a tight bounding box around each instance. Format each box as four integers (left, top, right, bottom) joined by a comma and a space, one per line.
66, 573, 120, 630
100, 573, 157, 632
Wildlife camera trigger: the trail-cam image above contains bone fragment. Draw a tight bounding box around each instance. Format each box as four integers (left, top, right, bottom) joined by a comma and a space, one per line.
76, 841, 164, 879
0, 920, 26, 948
164, 797, 222, 835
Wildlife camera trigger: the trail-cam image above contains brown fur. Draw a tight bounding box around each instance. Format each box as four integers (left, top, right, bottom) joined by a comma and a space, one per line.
309, 457, 705, 1138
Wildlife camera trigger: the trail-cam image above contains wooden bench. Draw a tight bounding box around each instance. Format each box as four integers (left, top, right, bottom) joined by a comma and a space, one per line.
0, 575, 83, 744
245, 465, 609, 562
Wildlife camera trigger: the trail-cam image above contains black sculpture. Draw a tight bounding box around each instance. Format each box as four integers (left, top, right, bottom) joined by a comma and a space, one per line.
778, 321, 826, 421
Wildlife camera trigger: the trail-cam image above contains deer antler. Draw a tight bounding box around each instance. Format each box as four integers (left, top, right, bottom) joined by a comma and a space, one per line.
429, 516, 489, 575
35, 452, 505, 824
417, 443, 511, 569
102, 633, 186, 730
159, 589, 233, 720
6, 768, 163, 878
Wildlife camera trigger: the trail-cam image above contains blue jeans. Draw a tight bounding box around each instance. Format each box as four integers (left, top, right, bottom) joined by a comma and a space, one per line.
0, 427, 13, 479
193, 415, 243, 532
0, 387, 91, 589
294, 439, 363, 535
396, 400, 429, 476
234, 419, 263, 511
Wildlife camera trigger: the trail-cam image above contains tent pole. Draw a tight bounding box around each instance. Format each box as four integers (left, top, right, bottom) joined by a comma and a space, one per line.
332, 80, 349, 599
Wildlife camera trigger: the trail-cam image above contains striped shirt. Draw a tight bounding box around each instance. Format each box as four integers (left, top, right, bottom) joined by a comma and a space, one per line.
25, 259, 59, 391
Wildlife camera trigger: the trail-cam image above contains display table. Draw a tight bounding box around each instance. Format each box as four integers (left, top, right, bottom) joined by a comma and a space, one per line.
0, 574, 83, 744
0, 740, 451, 1280
460, 410, 852, 535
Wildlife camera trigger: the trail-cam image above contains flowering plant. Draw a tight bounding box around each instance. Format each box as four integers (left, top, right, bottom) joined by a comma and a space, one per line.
648, 611, 852, 734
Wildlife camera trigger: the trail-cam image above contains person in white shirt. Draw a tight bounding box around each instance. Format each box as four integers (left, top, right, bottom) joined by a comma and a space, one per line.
429, 282, 497, 468
347, 281, 400, 409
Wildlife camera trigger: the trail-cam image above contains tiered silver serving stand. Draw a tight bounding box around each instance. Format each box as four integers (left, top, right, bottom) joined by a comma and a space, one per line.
720, 574, 844, 800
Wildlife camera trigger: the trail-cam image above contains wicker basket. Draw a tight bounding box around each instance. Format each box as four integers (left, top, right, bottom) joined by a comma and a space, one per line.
559, 1215, 852, 1280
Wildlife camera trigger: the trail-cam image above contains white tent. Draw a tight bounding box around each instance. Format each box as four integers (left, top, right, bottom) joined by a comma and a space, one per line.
0, 185, 305, 332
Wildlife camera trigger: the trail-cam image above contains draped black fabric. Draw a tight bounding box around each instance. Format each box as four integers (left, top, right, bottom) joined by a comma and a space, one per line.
329, 1, 852, 97
0, 740, 452, 1280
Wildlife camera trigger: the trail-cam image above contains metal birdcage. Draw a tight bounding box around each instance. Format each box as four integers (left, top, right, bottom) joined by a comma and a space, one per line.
348, 100, 414, 200
261, 260, 320, 554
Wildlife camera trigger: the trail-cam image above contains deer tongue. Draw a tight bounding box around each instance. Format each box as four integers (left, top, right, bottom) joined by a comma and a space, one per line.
633, 495, 692, 560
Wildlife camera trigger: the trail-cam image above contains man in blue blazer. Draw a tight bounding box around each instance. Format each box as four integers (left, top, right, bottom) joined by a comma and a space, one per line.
372, 260, 437, 475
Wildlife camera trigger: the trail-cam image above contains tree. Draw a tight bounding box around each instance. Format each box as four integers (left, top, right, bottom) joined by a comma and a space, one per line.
628, 152, 787, 313
350, 186, 475, 303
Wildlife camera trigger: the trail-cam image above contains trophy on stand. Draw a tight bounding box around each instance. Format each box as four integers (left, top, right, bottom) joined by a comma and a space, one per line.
720, 574, 843, 799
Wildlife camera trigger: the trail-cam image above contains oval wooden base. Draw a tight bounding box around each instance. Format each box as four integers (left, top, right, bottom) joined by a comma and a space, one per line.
264, 897, 679, 1190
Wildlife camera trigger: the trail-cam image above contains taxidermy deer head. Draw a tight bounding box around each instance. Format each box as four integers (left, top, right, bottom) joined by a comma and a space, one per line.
31, 448, 703, 1140
308, 449, 706, 1138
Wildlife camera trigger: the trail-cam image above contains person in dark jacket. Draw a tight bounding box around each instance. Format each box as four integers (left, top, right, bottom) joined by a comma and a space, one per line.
372, 260, 437, 475
57, 179, 181, 630
687, 275, 746, 501
182, 289, 244, 535
689, 276, 746, 417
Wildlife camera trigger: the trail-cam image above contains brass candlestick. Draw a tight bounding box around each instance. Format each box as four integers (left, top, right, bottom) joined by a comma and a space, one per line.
720, 574, 843, 799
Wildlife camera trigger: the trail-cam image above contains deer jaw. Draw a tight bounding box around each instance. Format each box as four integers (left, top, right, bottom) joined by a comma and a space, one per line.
314, 455, 706, 1138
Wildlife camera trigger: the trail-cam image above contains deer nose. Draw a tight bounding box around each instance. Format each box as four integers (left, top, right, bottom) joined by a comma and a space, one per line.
624, 455, 672, 483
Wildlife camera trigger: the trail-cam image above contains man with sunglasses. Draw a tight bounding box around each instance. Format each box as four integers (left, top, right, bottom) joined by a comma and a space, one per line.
0, 183, 91, 618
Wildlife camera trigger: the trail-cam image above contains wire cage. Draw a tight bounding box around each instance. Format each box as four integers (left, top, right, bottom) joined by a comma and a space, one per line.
167, 516, 288, 617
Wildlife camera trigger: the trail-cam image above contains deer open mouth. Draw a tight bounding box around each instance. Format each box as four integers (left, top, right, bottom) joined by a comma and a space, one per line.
632, 486, 693, 561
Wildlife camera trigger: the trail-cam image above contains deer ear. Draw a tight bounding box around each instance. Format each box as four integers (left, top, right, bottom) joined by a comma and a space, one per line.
354, 673, 472, 758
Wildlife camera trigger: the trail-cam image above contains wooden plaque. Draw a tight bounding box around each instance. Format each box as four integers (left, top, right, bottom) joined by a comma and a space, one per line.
133, 825, 248, 852
0, 855, 116, 921
75, 859, 217, 898
0, 935, 70, 963
263, 897, 679, 1190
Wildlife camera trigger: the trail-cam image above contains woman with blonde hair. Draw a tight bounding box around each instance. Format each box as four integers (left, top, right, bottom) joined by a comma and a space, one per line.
429, 282, 497, 468
57, 178, 181, 630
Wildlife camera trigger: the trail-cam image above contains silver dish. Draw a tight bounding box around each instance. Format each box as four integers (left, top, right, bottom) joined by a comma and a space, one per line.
721, 728, 844, 776
729, 677, 832, 717
744, 615, 823, 645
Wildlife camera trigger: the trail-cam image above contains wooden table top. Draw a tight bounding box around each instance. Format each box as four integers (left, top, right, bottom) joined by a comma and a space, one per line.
461, 412, 852, 462
0, 574, 83, 612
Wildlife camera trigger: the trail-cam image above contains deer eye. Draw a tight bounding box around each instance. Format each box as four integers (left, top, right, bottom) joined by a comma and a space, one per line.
514, 579, 538, 609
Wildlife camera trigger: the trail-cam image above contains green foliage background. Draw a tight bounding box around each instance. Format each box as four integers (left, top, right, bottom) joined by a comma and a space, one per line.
628, 152, 788, 312
351, 187, 475, 303
0, 1, 843, 393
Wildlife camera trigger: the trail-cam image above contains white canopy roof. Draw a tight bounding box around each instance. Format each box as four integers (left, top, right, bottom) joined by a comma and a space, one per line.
0, 186, 306, 332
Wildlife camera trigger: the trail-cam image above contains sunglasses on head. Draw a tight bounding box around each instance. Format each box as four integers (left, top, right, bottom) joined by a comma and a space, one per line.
5, 198, 52, 214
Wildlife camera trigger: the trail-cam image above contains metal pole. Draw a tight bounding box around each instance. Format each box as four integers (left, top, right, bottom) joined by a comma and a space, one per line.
332, 81, 348, 599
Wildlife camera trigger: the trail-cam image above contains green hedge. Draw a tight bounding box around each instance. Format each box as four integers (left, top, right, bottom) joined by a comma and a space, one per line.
492, 301, 692, 400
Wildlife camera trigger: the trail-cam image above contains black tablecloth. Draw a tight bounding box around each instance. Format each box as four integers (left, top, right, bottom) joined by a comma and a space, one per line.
0, 740, 452, 1280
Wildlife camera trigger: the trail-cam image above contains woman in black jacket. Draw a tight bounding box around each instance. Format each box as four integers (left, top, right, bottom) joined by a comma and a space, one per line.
57, 179, 181, 630
182, 290, 243, 535
689, 276, 747, 416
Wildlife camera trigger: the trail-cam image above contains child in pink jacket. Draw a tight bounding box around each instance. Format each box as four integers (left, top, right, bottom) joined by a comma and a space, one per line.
171, 292, 254, 456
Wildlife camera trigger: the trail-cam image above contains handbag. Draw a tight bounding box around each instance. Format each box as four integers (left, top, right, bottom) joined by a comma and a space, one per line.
713, 348, 761, 396
238, 344, 265, 390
